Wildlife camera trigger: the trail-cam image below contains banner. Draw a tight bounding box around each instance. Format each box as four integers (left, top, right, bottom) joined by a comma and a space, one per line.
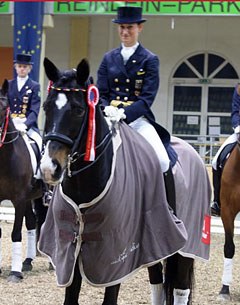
14, 2, 44, 82
0, 1, 11, 14
54, 1, 240, 16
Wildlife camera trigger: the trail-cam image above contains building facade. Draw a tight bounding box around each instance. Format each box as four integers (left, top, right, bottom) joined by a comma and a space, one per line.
1, 1, 240, 162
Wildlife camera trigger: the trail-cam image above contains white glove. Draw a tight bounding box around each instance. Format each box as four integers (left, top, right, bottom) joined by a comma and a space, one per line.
12, 117, 27, 133
12, 117, 26, 125
15, 123, 27, 133
234, 126, 240, 133
103, 105, 126, 122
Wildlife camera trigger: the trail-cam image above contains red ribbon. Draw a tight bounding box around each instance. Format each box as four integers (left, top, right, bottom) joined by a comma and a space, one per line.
84, 85, 99, 161
47, 81, 53, 93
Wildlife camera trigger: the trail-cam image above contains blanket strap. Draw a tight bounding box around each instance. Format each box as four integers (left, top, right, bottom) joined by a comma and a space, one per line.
59, 229, 103, 242
60, 210, 103, 224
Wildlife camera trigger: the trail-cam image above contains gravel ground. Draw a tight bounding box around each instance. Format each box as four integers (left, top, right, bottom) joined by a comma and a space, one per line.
0, 221, 240, 305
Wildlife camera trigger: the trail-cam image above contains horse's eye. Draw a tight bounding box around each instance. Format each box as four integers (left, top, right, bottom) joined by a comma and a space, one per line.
74, 107, 85, 117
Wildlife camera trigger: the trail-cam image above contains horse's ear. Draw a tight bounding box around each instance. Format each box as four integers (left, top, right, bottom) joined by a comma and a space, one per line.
76, 59, 90, 86
1, 79, 9, 96
44, 57, 60, 83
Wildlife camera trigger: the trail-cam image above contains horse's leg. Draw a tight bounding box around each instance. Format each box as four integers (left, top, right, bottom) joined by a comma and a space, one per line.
148, 263, 165, 305
219, 206, 236, 301
165, 254, 193, 305
63, 261, 82, 305
8, 203, 25, 282
22, 201, 37, 271
173, 255, 193, 305
33, 197, 48, 243
102, 284, 120, 305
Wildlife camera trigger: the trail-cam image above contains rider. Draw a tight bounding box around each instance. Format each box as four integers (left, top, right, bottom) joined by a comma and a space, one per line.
8, 53, 52, 204
211, 83, 240, 216
97, 6, 180, 305
8, 53, 42, 149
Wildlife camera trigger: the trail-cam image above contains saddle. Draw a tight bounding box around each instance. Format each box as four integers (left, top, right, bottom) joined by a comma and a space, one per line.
217, 142, 236, 169
22, 129, 42, 178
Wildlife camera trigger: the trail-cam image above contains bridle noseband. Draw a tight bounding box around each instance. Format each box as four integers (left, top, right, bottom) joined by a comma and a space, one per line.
44, 132, 74, 147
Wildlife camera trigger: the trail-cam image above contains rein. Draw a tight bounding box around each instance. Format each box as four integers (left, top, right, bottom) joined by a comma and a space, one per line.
67, 130, 113, 177
0, 107, 20, 148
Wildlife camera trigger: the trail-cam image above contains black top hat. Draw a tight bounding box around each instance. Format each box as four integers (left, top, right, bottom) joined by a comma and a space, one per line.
14, 54, 33, 65
112, 6, 147, 24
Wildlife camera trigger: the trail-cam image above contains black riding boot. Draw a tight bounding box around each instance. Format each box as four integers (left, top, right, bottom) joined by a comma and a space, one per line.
211, 168, 222, 217
163, 167, 176, 214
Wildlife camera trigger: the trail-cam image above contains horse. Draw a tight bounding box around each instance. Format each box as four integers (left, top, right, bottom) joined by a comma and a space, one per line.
0, 79, 45, 282
217, 141, 240, 301
38, 57, 211, 305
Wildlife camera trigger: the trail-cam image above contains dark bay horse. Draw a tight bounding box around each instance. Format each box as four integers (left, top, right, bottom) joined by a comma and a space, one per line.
217, 141, 240, 301
39, 58, 211, 305
0, 80, 44, 282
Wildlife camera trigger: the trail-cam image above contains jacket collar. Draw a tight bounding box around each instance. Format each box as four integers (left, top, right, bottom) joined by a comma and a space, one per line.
113, 44, 145, 75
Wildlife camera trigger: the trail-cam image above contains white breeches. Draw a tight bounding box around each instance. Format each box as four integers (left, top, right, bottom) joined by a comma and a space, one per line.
212, 133, 237, 170
129, 117, 170, 173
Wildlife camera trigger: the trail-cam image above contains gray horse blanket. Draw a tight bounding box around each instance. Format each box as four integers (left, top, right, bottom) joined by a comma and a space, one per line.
38, 123, 189, 287
171, 136, 211, 260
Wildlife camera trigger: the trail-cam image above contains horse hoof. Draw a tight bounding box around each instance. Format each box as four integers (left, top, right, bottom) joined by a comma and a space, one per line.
22, 258, 33, 271
217, 294, 231, 301
7, 271, 23, 283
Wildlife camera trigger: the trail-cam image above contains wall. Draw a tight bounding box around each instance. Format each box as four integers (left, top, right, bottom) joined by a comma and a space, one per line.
2, 14, 240, 131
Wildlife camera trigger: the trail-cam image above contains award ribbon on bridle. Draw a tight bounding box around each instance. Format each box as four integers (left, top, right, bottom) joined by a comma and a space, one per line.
47, 80, 53, 93
84, 84, 99, 161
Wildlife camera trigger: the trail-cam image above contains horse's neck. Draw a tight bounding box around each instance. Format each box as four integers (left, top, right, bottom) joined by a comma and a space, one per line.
62, 109, 114, 204
233, 143, 240, 168
224, 143, 240, 177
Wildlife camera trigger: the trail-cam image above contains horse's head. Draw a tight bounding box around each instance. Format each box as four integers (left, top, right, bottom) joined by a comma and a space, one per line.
0, 80, 10, 125
41, 57, 92, 185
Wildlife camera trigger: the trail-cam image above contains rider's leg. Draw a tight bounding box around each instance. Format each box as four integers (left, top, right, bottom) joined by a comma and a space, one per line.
129, 117, 176, 213
129, 117, 170, 172
211, 168, 222, 216
27, 128, 53, 205
163, 167, 176, 212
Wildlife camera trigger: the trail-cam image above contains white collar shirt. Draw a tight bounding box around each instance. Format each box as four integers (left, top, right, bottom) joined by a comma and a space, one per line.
121, 42, 139, 65
17, 76, 28, 91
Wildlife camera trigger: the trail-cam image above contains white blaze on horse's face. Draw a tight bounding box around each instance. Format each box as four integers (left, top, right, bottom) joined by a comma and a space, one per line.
56, 93, 67, 110
40, 142, 63, 185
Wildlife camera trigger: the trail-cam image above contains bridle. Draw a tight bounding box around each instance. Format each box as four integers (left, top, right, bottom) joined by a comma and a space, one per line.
43, 84, 113, 177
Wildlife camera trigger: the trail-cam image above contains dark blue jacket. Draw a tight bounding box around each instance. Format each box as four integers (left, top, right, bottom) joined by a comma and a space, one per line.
8, 78, 41, 130
97, 43, 171, 145
231, 84, 240, 129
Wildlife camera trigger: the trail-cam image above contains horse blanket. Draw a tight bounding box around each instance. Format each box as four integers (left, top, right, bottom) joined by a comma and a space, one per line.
38, 123, 188, 287
171, 136, 211, 260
